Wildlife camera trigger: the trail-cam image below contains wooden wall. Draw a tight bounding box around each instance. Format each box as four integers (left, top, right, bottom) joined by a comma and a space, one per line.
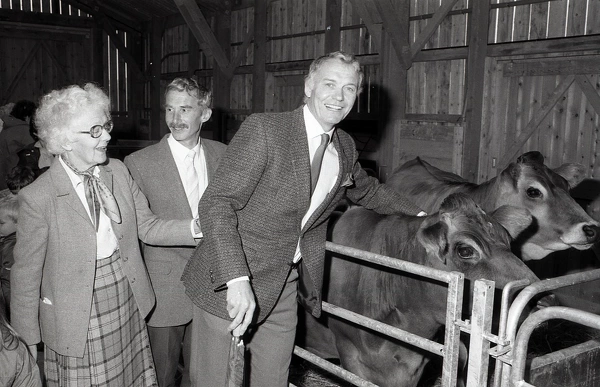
4, 0, 600, 185
0, 28, 93, 104
0, 0, 142, 140
152, 0, 600, 183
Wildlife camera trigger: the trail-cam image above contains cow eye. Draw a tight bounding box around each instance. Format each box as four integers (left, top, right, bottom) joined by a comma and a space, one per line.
526, 187, 543, 199
456, 243, 476, 259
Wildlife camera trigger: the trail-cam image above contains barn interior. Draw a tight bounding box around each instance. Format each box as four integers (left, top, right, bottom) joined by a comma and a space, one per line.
2, 0, 600, 386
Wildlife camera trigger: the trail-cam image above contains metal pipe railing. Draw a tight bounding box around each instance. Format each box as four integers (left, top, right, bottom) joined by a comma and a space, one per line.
293, 242, 465, 387
499, 268, 600, 386
292, 346, 377, 387
322, 302, 445, 355
510, 306, 600, 386
326, 242, 459, 284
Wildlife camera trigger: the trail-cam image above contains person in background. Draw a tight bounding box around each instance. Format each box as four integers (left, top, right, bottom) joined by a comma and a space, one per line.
6, 165, 36, 195
181, 51, 426, 386
0, 305, 42, 387
0, 100, 36, 190
124, 77, 226, 387
10, 83, 201, 387
0, 166, 35, 319
16, 118, 54, 179
0, 195, 18, 319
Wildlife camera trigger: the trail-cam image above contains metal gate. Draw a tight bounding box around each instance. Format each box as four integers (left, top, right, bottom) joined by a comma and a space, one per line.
291, 243, 600, 387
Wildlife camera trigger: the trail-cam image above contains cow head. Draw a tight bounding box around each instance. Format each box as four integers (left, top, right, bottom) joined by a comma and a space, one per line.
498, 151, 600, 260
417, 193, 539, 287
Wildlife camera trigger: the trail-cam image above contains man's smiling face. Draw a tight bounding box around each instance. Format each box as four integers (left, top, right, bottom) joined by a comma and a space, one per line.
304, 58, 360, 132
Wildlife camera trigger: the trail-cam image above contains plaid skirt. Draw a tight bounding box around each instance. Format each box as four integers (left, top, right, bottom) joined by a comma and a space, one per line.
44, 251, 158, 387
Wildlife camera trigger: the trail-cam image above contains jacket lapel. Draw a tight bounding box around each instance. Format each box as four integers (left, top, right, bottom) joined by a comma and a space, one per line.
159, 137, 189, 203
289, 108, 311, 216
50, 158, 93, 227
302, 130, 347, 231
201, 140, 221, 181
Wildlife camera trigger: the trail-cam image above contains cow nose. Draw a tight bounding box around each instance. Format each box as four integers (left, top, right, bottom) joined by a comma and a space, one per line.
583, 224, 600, 242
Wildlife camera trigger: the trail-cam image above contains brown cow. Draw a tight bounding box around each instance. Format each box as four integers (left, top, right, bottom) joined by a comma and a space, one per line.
314, 194, 539, 387
387, 151, 600, 261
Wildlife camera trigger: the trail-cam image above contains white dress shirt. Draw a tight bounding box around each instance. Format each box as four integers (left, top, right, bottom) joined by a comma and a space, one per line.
293, 105, 340, 262
59, 157, 119, 259
167, 134, 209, 218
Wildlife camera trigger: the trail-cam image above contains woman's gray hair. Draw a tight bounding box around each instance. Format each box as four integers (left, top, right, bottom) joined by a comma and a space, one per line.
35, 83, 110, 155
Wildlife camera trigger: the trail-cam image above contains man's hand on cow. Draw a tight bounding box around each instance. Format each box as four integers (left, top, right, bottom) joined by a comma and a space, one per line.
417, 211, 427, 217
227, 280, 256, 337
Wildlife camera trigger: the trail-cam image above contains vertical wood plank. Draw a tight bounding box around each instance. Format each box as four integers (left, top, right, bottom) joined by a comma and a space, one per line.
529, 2, 549, 40
463, 0, 489, 182
253, 0, 267, 113
213, 10, 232, 141
567, 0, 586, 36
512, 4, 531, 42
547, 0, 567, 38
589, 0, 600, 34
495, 0, 514, 43
325, 0, 341, 53
151, 17, 163, 140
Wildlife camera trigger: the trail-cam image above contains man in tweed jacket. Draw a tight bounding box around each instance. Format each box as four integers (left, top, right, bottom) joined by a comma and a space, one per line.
181, 51, 425, 386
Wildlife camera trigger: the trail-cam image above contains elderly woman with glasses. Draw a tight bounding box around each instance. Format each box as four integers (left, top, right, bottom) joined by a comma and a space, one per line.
10, 83, 199, 386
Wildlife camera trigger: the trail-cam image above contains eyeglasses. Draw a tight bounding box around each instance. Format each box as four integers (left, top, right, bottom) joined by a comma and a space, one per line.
79, 121, 114, 138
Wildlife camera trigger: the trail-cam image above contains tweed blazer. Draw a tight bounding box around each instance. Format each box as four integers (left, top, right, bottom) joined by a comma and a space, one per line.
182, 106, 422, 322
11, 157, 197, 358
124, 135, 226, 326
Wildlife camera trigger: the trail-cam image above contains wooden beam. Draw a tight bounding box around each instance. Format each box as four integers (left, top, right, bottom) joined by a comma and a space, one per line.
413, 46, 468, 62
0, 8, 94, 28
173, 0, 231, 73
499, 75, 576, 168
409, 0, 459, 60
488, 35, 600, 57
346, 0, 381, 50
188, 28, 199, 77
251, 0, 266, 112
371, 0, 411, 69
325, 0, 341, 53
575, 75, 600, 120
3, 42, 41, 105
92, 23, 104, 84
150, 17, 163, 140
58, 0, 141, 32
0, 24, 87, 41
461, 0, 489, 182
212, 10, 231, 142
503, 56, 600, 77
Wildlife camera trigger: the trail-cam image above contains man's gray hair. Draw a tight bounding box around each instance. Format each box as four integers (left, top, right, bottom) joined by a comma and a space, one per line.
165, 77, 212, 108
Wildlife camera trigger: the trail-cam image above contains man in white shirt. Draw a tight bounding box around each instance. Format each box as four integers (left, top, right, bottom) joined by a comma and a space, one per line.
124, 78, 226, 387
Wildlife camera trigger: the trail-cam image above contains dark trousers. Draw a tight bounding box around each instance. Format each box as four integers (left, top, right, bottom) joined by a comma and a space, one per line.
148, 322, 192, 387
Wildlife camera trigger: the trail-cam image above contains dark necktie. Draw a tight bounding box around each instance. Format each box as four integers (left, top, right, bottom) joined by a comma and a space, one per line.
311, 133, 330, 194
62, 157, 122, 230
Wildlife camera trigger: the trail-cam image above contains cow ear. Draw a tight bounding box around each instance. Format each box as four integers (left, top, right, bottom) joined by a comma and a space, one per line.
501, 162, 521, 187
554, 163, 586, 189
491, 205, 532, 239
417, 217, 449, 264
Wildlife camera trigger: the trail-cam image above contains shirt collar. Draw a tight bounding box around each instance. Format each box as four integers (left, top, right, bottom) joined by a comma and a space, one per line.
303, 105, 335, 141
59, 155, 99, 188
167, 134, 201, 163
